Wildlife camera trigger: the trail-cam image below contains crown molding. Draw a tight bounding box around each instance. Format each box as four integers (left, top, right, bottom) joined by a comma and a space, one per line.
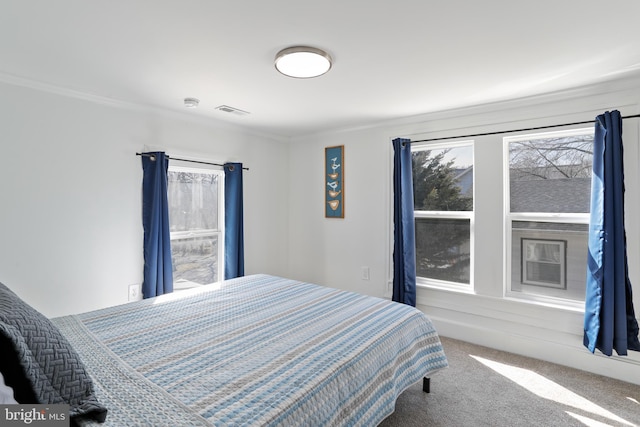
0, 70, 287, 143
292, 72, 640, 142
0, 70, 138, 110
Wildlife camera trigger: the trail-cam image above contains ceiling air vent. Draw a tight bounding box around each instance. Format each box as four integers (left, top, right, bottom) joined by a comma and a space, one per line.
215, 105, 250, 116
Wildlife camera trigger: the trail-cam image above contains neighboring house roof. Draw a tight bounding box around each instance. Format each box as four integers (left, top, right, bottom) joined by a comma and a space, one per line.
510, 164, 591, 180
450, 166, 591, 213
453, 167, 472, 180
510, 178, 591, 213
452, 167, 473, 197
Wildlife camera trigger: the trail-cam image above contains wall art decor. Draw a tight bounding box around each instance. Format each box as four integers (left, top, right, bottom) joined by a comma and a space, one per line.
325, 145, 344, 218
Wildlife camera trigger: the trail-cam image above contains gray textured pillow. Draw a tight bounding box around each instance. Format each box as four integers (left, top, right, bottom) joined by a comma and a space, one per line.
0, 282, 107, 423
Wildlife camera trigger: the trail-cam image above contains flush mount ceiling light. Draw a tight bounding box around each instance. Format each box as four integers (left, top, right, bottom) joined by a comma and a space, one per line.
274, 46, 332, 78
184, 97, 199, 108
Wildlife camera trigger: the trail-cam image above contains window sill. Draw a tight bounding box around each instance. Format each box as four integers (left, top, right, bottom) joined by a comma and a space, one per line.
173, 280, 206, 291
503, 292, 584, 313
416, 281, 475, 295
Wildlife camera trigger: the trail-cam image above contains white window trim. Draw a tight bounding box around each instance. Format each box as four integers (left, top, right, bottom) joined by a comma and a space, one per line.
412, 140, 475, 293
503, 128, 592, 309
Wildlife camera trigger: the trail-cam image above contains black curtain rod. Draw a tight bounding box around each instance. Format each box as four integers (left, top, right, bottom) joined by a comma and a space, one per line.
408, 113, 640, 144
136, 152, 249, 170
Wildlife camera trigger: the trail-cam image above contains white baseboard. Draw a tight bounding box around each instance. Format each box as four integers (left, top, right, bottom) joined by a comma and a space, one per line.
429, 313, 640, 386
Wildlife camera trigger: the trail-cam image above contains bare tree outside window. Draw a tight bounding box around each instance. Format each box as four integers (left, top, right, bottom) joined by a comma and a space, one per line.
167, 168, 222, 286
507, 129, 593, 303
510, 134, 593, 180
509, 133, 593, 214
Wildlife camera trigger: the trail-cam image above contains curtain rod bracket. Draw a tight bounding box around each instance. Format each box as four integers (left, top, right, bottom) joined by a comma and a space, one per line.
136, 152, 249, 170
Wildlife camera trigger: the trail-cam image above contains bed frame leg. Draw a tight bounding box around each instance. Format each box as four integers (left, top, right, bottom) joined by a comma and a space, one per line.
422, 377, 431, 393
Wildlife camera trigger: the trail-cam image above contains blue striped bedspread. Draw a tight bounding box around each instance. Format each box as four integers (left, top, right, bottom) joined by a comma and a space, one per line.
53, 274, 448, 426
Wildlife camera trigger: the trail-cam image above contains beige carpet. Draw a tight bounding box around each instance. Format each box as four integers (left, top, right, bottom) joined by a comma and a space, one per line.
379, 337, 640, 427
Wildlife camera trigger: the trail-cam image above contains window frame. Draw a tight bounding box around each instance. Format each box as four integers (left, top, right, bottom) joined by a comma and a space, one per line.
167, 164, 225, 286
503, 128, 592, 309
411, 140, 475, 292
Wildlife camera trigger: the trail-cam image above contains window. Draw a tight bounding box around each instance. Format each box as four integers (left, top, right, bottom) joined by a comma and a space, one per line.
521, 238, 566, 288
412, 142, 474, 287
167, 166, 224, 286
505, 128, 593, 304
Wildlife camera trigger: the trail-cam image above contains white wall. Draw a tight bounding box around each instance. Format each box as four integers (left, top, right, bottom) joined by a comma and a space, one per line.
287, 126, 393, 298
0, 81, 290, 317
288, 74, 640, 385
3, 72, 640, 385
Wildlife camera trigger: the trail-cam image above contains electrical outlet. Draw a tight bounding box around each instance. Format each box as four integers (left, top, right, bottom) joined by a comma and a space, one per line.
361, 266, 370, 281
128, 283, 140, 301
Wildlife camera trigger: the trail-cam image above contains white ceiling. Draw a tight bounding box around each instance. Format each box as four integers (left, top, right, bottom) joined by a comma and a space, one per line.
2, 1, 640, 138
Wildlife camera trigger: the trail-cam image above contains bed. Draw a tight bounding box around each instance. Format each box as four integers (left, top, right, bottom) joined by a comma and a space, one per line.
1, 274, 448, 426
